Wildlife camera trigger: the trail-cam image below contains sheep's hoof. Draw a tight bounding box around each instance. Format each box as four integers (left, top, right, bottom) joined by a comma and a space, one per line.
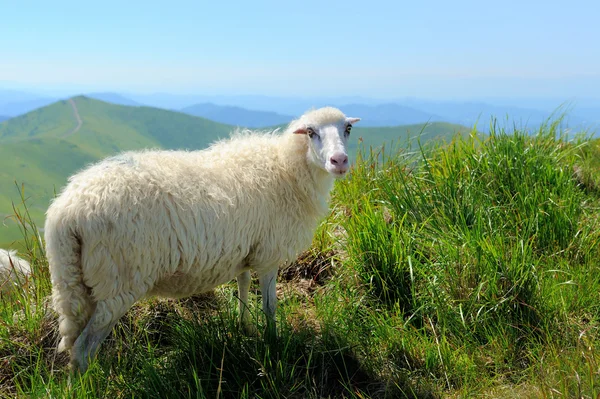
69, 359, 85, 374
69, 352, 89, 374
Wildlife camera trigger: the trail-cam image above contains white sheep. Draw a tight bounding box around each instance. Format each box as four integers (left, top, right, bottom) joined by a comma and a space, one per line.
45, 106, 360, 372
0, 249, 31, 293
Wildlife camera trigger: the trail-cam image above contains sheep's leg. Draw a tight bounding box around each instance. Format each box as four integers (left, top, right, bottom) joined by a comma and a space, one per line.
71, 293, 136, 373
237, 270, 257, 334
259, 268, 278, 340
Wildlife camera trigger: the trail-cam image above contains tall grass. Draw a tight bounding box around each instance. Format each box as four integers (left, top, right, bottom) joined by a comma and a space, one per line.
1, 121, 600, 398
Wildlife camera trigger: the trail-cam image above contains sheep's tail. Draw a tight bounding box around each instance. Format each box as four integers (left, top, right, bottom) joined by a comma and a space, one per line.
45, 219, 94, 353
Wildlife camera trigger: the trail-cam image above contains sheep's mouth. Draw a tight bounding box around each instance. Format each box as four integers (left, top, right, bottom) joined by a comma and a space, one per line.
331, 169, 348, 178
324, 163, 349, 177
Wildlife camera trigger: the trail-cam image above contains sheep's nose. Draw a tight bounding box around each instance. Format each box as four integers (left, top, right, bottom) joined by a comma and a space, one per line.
330, 153, 348, 166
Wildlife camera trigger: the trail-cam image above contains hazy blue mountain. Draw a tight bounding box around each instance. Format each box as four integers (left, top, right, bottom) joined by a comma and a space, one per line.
0, 97, 58, 117
0, 90, 50, 105
181, 103, 293, 128
0, 115, 9, 122
125, 93, 214, 110
474, 94, 600, 112
181, 101, 446, 127
126, 93, 585, 129
571, 107, 600, 124
4, 88, 598, 132
134, 94, 445, 126
336, 103, 444, 126
200, 96, 405, 116
393, 99, 591, 131
87, 92, 141, 106
128, 93, 385, 115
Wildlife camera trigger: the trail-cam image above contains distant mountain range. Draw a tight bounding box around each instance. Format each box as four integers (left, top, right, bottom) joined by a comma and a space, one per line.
0, 115, 9, 122
0, 97, 56, 117
180, 103, 293, 128
87, 92, 142, 107
0, 96, 469, 245
337, 104, 445, 126
0, 90, 597, 132
124, 93, 599, 131
395, 99, 587, 130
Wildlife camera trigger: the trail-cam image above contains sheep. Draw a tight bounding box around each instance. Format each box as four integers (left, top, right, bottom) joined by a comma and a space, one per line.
0, 249, 31, 293
45, 106, 361, 372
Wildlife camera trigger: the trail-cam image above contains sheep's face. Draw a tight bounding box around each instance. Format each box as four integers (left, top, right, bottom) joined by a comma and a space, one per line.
294, 117, 361, 178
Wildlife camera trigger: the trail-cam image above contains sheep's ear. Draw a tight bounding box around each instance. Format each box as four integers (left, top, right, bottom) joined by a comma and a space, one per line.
293, 124, 308, 134
346, 117, 361, 125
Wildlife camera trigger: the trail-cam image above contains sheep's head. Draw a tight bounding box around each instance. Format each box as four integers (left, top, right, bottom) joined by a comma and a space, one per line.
293, 107, 360, 178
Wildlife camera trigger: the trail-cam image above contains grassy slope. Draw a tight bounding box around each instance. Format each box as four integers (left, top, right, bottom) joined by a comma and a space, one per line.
0, 97, 234, 246
0, 98, 468, 247
1, 125, 599, 398
0, 138, 97, 220
0, 100, 75, 140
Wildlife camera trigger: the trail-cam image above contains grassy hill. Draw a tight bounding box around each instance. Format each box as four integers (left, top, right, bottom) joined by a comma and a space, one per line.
0, 96, 234, 151
0, 97, 468, 246
0, 97, 234, 246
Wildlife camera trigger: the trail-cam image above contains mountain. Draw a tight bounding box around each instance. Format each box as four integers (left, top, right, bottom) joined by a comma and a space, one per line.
4, 90, 598, 131
395, 99, 592, 131
0, 97, 469, 246
0, 115, 9, 122
0, 97, 58, 117
0, 96, 233, 153
128, 93, 589, 130
181, 103, 293, 128
179, 99, 448, 127
337, 104, 444, 126
126, 93, 212, 110
0, 90, 50, 104
128, 94, 392, 115
571, 107, 600, 125
86, 92, 141, 107
0, 96, 234, 245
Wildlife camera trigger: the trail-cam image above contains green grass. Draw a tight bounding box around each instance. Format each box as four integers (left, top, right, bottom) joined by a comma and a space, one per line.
2, 118, 600, 398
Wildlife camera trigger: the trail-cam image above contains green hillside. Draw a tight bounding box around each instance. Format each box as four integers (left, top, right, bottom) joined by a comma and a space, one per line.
0, 97, 469, 246
0, 101, 75, 140
0, 96, 234, 154
0, 138, 97, 221
0, 97, 235, 246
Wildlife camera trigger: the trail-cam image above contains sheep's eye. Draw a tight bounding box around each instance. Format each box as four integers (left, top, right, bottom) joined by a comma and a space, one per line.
344, 125, 352, 135
307, 127, 319, 139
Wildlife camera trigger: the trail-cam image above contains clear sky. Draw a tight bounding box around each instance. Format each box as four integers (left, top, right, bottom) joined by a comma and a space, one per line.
1, 0, 599, 98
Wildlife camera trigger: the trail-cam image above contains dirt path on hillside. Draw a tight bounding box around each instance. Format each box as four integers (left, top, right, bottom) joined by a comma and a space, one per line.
64, 98, 82, 137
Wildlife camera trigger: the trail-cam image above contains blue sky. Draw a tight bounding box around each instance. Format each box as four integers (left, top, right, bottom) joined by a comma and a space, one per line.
2, 0, 599, 98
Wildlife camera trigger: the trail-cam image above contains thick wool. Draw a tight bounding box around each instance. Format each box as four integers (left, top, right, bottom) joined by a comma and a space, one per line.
45, 106, 359, 372
0, 249, 31, 293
